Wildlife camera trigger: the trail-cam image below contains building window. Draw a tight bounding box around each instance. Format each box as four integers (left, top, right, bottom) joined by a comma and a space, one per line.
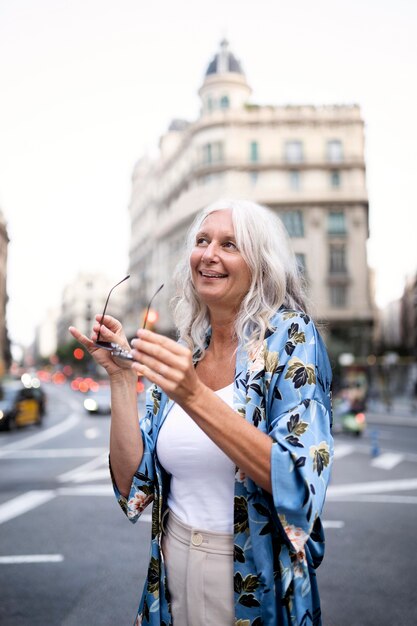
284, 140, 304, 163
220, 95, 230, 109
330, 285, 347, 308
327, 139, 343, 163
289, 170, 301, 190
330, 170, 341, 188
202, 143, 212, 164
280, 210, 304, 237
295, 253, 307, 274
202, 141, 224, 164
250, 141, 259, 163
328, 211, 346, 235
329, 244, 347, 274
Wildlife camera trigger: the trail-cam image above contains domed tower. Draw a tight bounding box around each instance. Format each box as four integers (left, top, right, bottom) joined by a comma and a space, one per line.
198, 39, 252, 116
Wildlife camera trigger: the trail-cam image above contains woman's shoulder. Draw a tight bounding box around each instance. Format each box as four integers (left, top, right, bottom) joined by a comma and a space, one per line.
265, 307, 331, 367
267, 306, 316, 337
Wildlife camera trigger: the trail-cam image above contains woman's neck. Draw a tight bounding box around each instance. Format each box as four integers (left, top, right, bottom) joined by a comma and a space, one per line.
207, 312, 238, 358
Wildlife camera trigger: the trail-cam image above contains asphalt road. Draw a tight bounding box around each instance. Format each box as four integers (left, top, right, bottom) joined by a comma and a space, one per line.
0, 382, 416, 626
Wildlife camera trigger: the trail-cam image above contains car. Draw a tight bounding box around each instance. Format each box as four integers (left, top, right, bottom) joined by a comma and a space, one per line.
332, 395, 367, 436
83, 386, 111, 414
0, 381, 46, 431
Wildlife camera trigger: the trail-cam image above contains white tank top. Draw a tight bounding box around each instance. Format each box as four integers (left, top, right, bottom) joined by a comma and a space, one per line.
156, 384, 235, 533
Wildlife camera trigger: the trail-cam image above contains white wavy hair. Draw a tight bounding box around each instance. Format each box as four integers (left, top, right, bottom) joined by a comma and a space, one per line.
171, 198, 309, 357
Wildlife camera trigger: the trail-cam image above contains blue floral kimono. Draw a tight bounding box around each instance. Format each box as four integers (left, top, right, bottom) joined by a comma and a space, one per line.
111, 308, 333, 626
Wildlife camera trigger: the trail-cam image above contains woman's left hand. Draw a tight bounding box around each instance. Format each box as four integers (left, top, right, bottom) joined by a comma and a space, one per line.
130, 329, 203, 405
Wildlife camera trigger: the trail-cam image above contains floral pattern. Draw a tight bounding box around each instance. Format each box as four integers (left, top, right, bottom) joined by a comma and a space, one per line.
111, 308, 333, 626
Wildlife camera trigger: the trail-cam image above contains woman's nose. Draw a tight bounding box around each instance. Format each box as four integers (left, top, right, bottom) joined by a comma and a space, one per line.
201, 242, 218, 262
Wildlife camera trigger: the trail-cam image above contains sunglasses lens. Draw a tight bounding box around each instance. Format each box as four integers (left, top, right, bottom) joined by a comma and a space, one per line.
94, 341, 114, 351
94, 340, 133, 361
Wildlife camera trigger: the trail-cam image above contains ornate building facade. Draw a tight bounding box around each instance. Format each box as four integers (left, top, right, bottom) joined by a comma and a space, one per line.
125, 40, 374, 361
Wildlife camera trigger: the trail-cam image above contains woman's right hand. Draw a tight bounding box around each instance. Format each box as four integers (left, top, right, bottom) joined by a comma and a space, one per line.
69, 314, 134, 377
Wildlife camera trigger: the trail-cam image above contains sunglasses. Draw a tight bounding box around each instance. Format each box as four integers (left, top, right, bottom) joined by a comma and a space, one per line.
94, 275, 164, 361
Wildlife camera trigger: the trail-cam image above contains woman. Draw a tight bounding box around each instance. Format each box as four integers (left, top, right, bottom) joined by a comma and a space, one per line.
69, 198, 333, 626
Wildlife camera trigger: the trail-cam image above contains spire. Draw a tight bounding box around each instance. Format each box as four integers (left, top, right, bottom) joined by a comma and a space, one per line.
205, 39, 244, 77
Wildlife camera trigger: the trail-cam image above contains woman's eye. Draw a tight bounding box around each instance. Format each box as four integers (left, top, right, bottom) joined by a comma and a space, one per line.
223, 241, 237, 249
196, 237, 208, 245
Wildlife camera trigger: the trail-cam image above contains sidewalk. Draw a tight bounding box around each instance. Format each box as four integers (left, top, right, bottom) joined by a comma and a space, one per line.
365, 397, 417, 427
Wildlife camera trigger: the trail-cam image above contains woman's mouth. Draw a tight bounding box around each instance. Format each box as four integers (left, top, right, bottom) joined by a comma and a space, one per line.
199, 271, 228, 279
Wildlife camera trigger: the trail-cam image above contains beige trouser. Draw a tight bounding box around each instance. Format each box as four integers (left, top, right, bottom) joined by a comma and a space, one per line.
161, 509, 235, 626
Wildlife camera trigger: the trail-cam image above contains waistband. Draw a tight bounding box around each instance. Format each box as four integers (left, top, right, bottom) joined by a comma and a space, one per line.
162, 508, 234, 556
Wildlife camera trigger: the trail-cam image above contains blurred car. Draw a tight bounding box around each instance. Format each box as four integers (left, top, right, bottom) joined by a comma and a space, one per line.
332, 395, 367, 436
0, 381, 46, 431
83, 386, 111, 414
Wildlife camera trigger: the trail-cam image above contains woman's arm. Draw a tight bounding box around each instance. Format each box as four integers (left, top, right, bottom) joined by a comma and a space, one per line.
69, 315, 143, 497
108, 368, 143, 497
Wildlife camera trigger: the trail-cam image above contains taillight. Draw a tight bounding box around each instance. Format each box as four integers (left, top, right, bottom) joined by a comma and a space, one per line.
355, 412, 365, 423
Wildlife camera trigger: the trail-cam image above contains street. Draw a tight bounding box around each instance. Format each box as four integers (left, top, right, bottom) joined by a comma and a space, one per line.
1, 383, 417, 626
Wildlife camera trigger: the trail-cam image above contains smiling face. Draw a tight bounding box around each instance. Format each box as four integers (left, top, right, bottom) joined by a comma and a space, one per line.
190, 209, 251, 313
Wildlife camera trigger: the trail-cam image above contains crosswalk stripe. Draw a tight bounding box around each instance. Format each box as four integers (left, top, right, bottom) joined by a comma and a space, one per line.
371, 453, 404, 470
0, 491, 56, 524
0, 554, 63, 564
334, 444, 354, 459
328, 477, 417, 497
57, 452, 108, 483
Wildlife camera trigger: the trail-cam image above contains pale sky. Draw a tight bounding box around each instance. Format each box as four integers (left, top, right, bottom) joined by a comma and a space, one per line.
0, 0, 416, 348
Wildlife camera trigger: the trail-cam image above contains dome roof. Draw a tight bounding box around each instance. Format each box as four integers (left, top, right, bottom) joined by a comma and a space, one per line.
205, 39, 244, 76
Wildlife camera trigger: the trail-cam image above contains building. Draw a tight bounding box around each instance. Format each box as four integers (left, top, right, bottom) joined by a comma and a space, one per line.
125, 40, 374, 361
34, 307, 59, 361
0, 209, 10, 375
56, 272, 128, 348
375, 298, 402, 352
401, 272, 417, 358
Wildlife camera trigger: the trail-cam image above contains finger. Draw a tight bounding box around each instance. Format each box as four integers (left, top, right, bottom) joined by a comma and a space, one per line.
132, 333, 189, 365
68, 326, 95, 349
131, 361, 176, 391
131, 342, 189, 375
131, 350, 183, 383
92, 320, 125, 345
135, 329, 188, 356
94, 314, 123, 331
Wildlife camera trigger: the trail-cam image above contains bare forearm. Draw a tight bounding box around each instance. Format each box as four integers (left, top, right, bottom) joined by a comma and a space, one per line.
183, 384, 273, 493
109, 371, 143, 497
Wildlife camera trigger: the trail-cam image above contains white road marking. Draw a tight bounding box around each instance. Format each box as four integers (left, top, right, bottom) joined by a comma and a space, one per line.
0, 447, 107, 459
84, 428, 100, 440
0, 414, 80, 457
57, 452, 108, 483
334, 444, 354, 459
57, 485, 113, 496
0, 490, 56, 524
371, 452, 404, 470
71, 469, 110, 483
323, 520, 345, 528
328, 477, 417, 497
329, 494, 417, 504
0, 486, 151, 524
0, 554, 63, 564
